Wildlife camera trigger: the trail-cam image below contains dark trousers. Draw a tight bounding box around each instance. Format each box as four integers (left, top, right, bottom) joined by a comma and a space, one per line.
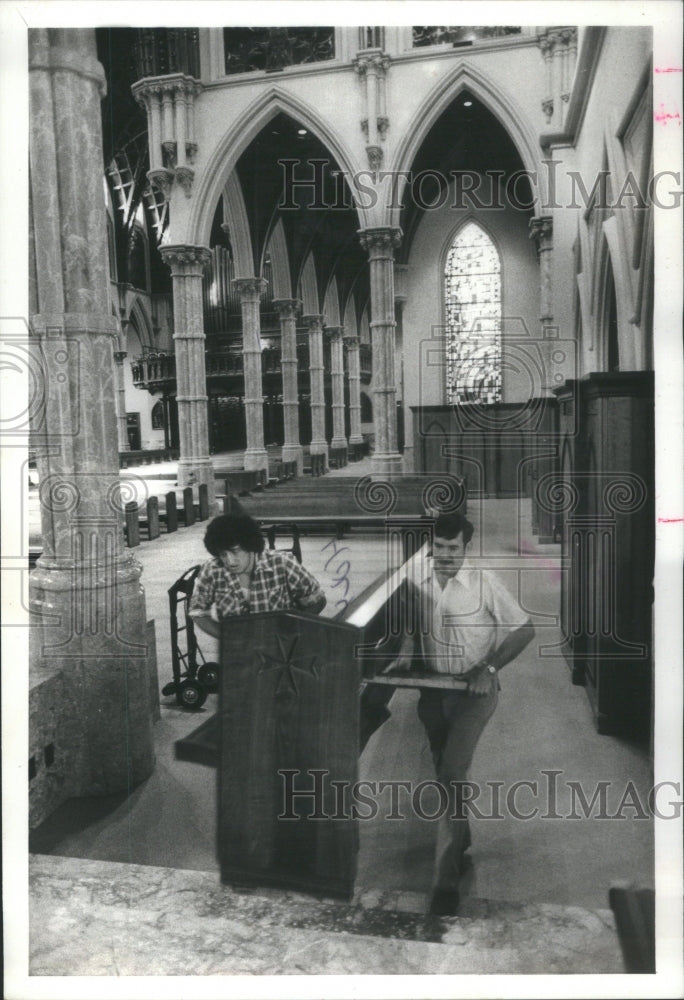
417, 686, 498, 890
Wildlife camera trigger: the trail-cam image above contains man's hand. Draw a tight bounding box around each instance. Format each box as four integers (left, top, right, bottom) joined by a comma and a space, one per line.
467, 662, 496, 697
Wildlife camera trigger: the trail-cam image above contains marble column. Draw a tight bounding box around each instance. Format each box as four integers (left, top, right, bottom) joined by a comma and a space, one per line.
28, 28, 154, 795
302, 314, 328, 463
113, 350, 129, 452
358, 227, 403, 476
160, 245, 215, 501
344, 335, 364, 451
233, 278, 268, 477
273, 298, 304, 474
325, 326, 348, 457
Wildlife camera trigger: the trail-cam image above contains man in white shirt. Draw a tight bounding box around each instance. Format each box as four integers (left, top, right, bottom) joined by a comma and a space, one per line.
409, 511, 534, 915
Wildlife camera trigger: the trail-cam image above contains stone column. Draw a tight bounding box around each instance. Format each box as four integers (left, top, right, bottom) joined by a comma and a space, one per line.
273, 298, 304, 474
344, 335, 364, 450
325, 327, 347, 457
28, 28, 154, 795
529, 216, 554, 323
159, 245, 215, 501
113, 349, 129, 452
233, 278, 268, 477
358, 227, 403, 476
302, 314, 328, 463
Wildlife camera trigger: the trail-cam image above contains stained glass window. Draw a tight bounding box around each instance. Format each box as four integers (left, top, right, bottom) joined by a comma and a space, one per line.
445, 222, 502, 405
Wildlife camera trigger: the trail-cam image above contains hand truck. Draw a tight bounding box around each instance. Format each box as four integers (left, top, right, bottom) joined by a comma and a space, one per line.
161, 564, 220, 710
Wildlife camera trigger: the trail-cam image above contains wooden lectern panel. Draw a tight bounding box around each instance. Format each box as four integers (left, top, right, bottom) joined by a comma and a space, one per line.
218, 611, 360, 899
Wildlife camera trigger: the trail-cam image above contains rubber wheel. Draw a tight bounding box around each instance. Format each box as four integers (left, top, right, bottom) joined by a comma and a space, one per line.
177, 679, 207, 710
197, 662, 220, 692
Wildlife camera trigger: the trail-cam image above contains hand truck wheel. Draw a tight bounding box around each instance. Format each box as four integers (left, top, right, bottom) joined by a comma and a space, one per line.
176, 679, 207, 710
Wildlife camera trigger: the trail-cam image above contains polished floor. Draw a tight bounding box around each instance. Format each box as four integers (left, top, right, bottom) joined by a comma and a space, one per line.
30, 468, 654, 913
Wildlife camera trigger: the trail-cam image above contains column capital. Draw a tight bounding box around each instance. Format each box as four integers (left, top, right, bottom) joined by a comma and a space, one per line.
160, 244, 211, 273
324, 325, 344, 341
302, 314, 325, 332
272, 298, 301, 320
358, 227, 403, 257
113, 351, 127, 364
529, 215, 553, 250
232, 277, 268, 301
343, 335, 360, 349
353, 51, 391, 76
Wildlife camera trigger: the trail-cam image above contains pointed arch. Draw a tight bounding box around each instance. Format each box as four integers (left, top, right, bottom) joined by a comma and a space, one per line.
323, 276, 341, 326
390, 62, 545, 228
343, 293, 358, 338
594, 222, 637, 372
125, 294, 154, 353
299, 252, 319, 315
221, 172, 254, 278
187, 86, 368, 247
264, 218, 292, 299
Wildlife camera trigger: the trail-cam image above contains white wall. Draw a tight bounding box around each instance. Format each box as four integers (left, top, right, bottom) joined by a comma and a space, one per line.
401, 178, 540, 464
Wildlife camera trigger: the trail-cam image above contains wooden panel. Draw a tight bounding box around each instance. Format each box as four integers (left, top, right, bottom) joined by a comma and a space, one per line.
218, 612, 360, 899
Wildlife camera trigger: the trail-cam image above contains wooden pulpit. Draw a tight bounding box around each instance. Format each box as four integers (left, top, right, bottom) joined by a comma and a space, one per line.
218, 610, 361, 899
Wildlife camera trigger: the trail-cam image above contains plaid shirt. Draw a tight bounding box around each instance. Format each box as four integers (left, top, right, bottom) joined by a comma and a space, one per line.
188, 549, 324, 620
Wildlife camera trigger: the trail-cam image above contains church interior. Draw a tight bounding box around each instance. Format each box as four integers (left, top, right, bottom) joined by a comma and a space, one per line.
9, 16, 681, 984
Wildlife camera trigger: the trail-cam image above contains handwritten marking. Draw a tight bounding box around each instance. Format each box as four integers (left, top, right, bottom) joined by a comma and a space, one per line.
654, 103, 682, 125
321, 537, 353, 610
658, 517, 684, 523
654, 67, 683, 73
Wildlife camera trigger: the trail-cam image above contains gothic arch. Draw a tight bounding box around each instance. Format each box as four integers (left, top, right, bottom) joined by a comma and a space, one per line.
125, 295, 154, 353
263, 218, 292, 299
595, 225, 636, 372
299, 252, 320, 315
187, 87, 369, 247
221, 172, 254, 278
323, 276, 341, 326
389, 62, 545, 229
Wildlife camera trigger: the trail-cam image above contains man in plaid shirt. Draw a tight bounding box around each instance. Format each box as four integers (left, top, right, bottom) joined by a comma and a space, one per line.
189, 513, 326, 638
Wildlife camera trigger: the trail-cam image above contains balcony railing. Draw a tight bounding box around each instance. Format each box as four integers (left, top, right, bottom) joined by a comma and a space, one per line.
131, 342, 371, 390
134, 29, 201, 79
206, 353, 244, 377
131, 353, 176, 389
412, 27, 521, 48
223, 27, 335, 76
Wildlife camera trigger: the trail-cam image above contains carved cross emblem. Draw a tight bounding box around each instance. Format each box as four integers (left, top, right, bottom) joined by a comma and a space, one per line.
257, 633, 319, 696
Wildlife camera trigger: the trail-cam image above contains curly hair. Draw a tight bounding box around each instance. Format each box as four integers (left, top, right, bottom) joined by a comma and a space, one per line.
433, 511, 474, 546
203, 513, 265, 557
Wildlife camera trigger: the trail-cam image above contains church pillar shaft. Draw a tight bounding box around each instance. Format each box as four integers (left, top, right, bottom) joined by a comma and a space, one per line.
273, 298, 304, 473
359, 227, 403, 476
344, 336, 363, 445
160, 245, 215, 499
325, 326, 347, 451
233, 278, 268, 476
303, 314, 328, 460
28, 28, 154, 796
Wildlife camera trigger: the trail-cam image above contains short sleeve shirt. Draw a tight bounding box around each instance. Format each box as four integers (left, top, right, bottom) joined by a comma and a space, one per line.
189, 549, 324, 620
414, 558, 530, 675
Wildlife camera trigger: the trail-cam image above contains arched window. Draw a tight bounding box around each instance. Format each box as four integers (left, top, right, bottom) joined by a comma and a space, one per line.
445, 222, 502, 405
